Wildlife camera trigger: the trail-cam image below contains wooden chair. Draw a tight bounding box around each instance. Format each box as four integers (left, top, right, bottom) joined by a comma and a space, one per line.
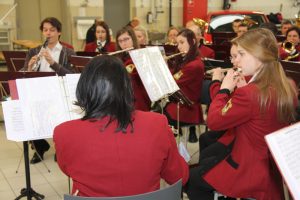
2, 51, 27, 72
64, 179, 182, 200
69, 55, 93, 73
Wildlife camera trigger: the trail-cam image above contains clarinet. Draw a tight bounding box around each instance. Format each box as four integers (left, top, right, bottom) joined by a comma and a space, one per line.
31, 38, 49, 71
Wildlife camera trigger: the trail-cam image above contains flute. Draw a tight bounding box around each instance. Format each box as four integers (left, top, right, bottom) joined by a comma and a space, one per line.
164, 51, 186, 60
106, 47, 134, 56
206, 67, 242, 75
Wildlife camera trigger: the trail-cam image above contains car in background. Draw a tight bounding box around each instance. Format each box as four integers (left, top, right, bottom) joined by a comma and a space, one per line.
204, 10, 269, 44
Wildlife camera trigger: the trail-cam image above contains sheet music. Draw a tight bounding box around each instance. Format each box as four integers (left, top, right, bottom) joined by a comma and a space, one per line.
1, 100, 26, 141
2, 76, 83, 141
129, 46, 179, 102
63, 74, 83, 119
265, 122, 300, 200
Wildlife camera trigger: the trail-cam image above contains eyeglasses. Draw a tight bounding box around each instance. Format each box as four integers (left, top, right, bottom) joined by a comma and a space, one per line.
118, 37, 131, 43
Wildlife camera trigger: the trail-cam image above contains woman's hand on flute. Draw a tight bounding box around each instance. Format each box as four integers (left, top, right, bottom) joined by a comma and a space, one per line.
211, 67, 225, 81
220, 69, 239, 92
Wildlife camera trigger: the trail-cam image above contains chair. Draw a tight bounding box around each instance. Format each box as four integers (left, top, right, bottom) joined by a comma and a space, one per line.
2, 51, 27, 71
63, 179, 182, 200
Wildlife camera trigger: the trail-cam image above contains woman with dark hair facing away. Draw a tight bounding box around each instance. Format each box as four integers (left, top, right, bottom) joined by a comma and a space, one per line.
115, 26, 151, 111
84, 21, 115, 53
186, 28, 297, 200
53, 55, 189, 197
165, 28, 204, 142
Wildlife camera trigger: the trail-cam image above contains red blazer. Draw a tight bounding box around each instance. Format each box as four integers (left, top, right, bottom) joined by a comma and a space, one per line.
123, 57, 151, 111
204, 84, 287, 199
54, 111, 189, 197
84, 41, 116, 53
199, 45, 215, 59
165, 57, 204, 124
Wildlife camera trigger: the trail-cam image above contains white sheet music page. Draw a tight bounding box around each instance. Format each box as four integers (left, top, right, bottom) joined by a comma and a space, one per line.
14, 76, 70, 141
265, 122, 300, 200
63, 74, 83, 119
129, 46, 179, 102
2, 100, 26, 141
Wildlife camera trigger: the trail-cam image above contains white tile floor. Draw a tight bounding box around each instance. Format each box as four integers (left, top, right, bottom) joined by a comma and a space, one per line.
0, 120, 201, 200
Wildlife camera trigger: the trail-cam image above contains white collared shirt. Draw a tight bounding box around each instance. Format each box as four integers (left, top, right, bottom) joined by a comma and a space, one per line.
39, 42, 62, 72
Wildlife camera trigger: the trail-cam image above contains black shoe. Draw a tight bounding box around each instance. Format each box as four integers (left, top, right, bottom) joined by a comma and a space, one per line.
188, 132, 198, 143
30, 152, 44, 164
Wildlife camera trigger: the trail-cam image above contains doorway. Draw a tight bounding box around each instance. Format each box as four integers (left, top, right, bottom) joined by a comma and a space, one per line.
104, 0, 130, 40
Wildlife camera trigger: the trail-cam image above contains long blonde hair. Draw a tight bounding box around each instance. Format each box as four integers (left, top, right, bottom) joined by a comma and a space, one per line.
232, 28, 297, 122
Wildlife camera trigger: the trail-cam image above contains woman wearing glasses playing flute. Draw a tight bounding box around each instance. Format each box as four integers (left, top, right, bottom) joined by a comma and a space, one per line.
115, 26, 150, 111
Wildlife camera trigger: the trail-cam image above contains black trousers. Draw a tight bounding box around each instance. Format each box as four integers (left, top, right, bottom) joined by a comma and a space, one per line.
31, 139, 50, 154
186, 131, 235, 200
199, 130, 226, 152
185, 167, 215, 200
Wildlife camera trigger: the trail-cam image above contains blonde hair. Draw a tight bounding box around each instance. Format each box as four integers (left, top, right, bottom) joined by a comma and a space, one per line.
133, 26, 149, 44
232, 28, 297, 122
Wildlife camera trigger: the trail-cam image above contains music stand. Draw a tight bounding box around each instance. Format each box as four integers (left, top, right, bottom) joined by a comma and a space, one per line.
69, 55, 92, 73
0, 71, 55, 200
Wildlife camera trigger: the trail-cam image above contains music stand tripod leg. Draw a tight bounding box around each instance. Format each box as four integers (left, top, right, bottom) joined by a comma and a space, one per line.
15, 141, 45, 200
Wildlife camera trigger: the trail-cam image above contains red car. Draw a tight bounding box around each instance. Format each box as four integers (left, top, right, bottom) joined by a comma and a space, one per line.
204, 10, 269, 44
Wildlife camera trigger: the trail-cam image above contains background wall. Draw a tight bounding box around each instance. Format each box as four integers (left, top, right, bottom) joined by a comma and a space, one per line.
0, 0, 300, 51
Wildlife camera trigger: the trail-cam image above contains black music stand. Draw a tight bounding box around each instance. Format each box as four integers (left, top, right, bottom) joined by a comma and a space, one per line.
0, 71, 56, 200
15, 141, 45, 200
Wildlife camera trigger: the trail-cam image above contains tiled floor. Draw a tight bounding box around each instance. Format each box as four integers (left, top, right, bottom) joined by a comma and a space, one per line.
0, 120, 201, 200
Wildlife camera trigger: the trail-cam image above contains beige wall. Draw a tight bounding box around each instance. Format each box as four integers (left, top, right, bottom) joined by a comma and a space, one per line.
1, 0, 300, 51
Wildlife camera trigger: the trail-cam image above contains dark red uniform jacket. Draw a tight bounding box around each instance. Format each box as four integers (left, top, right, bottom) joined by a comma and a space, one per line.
279, 44, 300, 61
54, 111, 189, 197
165, 57, 204, 124
122, 56, 151, 111
204, 83, 288, 199
199, 45, 215, 59
84, 41, 116, 53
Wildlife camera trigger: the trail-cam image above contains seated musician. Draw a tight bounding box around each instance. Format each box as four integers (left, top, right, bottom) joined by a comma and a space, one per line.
236, 22, 248, 37
186, 28, 297, 200
231, 19, 242, 34
22, 17, 75, 164
165, 26, 179, 45
53, 55, 189, 197
115, 26, 151, 111
186, 21, 215, 59
84, 21, 115, 53
134, 26, 149, 46
279, 19, 293, 36
279, 26, 300, 61
165, 29, 204, 141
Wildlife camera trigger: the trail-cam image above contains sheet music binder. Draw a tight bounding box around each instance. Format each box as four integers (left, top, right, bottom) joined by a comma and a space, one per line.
265, 122, 300, 200
1, 73, 82, 142
129, 46, 193, 105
